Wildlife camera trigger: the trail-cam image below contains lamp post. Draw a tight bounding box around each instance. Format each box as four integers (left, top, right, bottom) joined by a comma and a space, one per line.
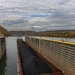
30, 25, 34, 44
31, 25, 33, 36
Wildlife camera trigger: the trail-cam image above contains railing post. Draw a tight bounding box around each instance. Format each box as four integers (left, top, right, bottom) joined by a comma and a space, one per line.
39, 39, 41, 53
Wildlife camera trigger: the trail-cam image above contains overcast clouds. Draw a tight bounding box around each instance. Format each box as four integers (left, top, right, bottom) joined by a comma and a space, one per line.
0, 0, 75, 31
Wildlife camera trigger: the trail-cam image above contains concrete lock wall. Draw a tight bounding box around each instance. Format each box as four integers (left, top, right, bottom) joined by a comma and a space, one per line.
25, 36, 75, 75
0, 38, 6, 60
0, 38, 2, 60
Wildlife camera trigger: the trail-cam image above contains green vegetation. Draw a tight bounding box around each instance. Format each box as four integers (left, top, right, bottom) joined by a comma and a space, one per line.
35, 30, 75, 37
7, 29, 75, 37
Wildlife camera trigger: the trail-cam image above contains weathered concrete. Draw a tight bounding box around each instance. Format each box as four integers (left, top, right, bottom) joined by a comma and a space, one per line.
0, 37, 6, 60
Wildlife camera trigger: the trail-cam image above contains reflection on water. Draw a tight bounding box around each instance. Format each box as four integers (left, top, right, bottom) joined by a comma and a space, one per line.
5, 37, 17, 75
0, 37, 23, 75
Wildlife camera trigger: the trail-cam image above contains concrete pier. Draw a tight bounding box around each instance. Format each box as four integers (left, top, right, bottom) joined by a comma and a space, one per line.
0, 33, 6, 60
25, 36, 75, 75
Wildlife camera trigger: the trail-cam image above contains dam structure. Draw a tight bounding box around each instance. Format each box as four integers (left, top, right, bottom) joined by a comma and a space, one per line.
24, 36, 75, 75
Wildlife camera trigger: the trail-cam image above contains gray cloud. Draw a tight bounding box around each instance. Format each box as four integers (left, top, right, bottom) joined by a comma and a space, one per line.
0, 0, 75, 31
58, 0, 70, 5
3, 19, 28, 26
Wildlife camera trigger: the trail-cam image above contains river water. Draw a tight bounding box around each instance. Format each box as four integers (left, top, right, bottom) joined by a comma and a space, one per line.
0, 37, 25, 75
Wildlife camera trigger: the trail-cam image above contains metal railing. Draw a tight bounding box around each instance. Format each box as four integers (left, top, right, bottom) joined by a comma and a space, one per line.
25, 36, 75, 75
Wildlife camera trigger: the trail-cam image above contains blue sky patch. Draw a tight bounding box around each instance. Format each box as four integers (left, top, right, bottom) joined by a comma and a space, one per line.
30, 13, 51, 17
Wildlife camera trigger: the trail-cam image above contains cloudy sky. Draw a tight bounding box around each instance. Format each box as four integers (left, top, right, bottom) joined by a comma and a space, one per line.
0, 0, 75, 31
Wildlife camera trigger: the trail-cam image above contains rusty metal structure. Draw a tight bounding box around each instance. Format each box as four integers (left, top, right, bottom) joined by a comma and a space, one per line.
17, 39, 23, 75
25, 36, 75, 75
39, 73, 64, 75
